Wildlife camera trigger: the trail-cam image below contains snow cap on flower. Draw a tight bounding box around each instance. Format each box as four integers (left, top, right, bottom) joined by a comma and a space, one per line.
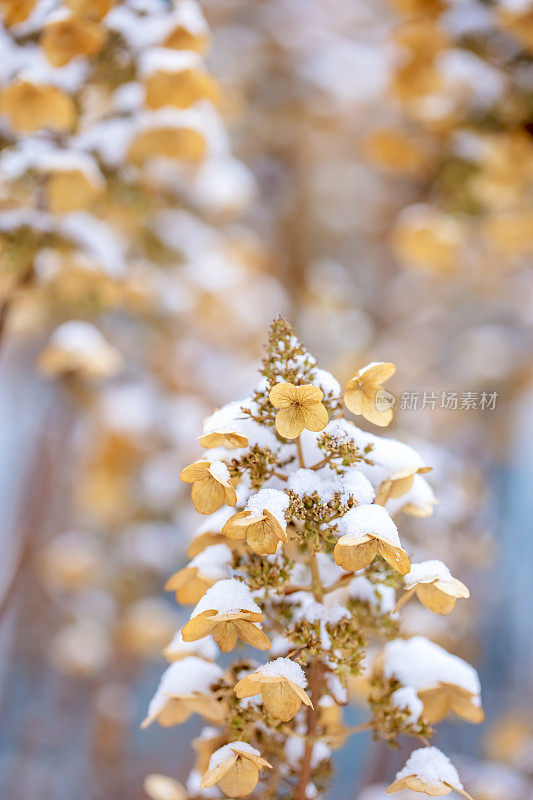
223, 488, 290, 555
234, 657, 312, 721
143, 773, 186, 800
269, 381, 329, 439
181, 579, 270, 652
201, 741, 272, 798
344, 362, 396, 426
334, 504, 410, 575
403, 560, 470, 614
387, 747, 465, 797
163, 629, 217, 662
179, 459, 237, 515
38, 321, 123, 380
142, 656, 224, 728
165, 543, 232, 604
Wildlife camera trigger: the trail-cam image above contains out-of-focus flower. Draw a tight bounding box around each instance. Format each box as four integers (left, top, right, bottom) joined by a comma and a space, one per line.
200, 742, 272, 798
234, 658, 312, 722
38, 321, 123, 380
142, 657, 225, 728
179, 460, 237, 515
165, 543, 232, 604
143, 774, 186, 800
344, 362, 396, 426
0, 81, 75, 132
269, 382, 328, 439
0, 0, 36, 26
41, 14, 106, 67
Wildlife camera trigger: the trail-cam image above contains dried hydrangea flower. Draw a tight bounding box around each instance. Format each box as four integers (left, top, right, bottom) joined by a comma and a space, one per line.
181, 579, 270, 652
234, 657, 312, 721
200, 742, 272, 798
165, 543, 232, 604
344, 362, 396, 426
375, 464, 432, 505
223, 488, 290, 555
141, 657, 225, 728
179, 460, 237, 515
269, 382, 329, 439
38, 321, 123, 380
41, 14, 106, 67
334, 504, 410, 575
386, 746, 472, 798
403, 560, 470, 614
0, 80, 75, 133
199, 430, 249, 449
143, 773, 186, 800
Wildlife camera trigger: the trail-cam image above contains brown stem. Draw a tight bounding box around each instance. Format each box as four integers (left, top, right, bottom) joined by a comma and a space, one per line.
309, 457, 331, 471
295, 658, 321, 800
296, 435, 305, 468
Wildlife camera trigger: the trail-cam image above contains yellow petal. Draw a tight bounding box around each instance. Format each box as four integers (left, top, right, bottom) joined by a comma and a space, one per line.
234, 674, 264, 698
295, 384, 324, 404
343, 386, 365, 416
269, 382, 297, 409
334, 538, 377, 571
212, 621, 239, 652
262, 680, 302, 721
179, 461, 210, 483
275, 406, 305, 439
199, 431, 249, 449
181, 610, 217, 642
235, 620, 270, 650
201, 755, 238, 789
218, 758, 259, 798
191, 477, 226, 515
378, 542, 411, 575
360, 362, 396, 386
300, 401, 329, 433
416, 583, 456, 615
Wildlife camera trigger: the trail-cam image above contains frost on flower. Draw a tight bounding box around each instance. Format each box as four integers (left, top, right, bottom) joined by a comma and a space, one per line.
387, 747, 464, 797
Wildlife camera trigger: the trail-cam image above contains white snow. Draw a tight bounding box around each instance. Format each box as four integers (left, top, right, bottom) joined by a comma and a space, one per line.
396, 747, 463, 790
188, 544, 232, 580
193, 507, 235, 536
208, 460, 230, 483
386, 474, 436, 517
256, 657, 307, 688
164, 630, 217, 661
337, 504, 400, 546
191, 579, 262, 617
391, 686, 423, 724
47, 320, 112, 353
285, 737, 331, 769
146, 656, 222, 718
311, 368, 341, 397
288, 467, 374, 506
202, 399, 278, 450
139, 47, 201, 77
245, 489, 290, 528
404, 560, 453, 589
382, 636, 481, 697
348, 576, 396, 613
209, 741, 260, 770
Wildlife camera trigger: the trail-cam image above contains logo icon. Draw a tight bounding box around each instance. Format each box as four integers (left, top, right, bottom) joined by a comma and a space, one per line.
375, 388, 395, 412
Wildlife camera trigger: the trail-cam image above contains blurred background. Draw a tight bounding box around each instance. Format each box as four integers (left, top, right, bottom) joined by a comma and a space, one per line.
0, 0, 532, 798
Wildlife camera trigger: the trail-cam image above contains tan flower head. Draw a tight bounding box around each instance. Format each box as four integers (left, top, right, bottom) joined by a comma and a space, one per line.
38, 321, 123, 380
199, 430, 249, 449
165, 543, 231, 604
143, 774, 186, 800
179, 460, 237, 515
66, 0, 112, 21
200, 742, 272, 798
0, 0, 36, 26
334, 504, 410, 575
403, 560, 470, 615
375, 465, 432, 505
45, 167, 102, 214
234, 658, 312, 722
269, 382, 328, 439
145, 66, 218, 110
141, 657, 225, 729
181, 579, 270, 653
344, 362, 396, 426
128, 124, 206, 163
0, 81, 74, 133
41, 15, 106, 67
418, 683, 484, 725
223, 488, 290, 555
387, 747, 468, 798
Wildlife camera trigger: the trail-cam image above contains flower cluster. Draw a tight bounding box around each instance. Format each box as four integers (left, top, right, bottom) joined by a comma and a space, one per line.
144, 319, 480, 800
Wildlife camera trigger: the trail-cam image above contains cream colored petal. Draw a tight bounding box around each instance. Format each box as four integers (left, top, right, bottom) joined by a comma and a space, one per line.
191, 477, 226, 515
235, 621, 271, 650
334, 538, 378, 571
223, 483, 238, 507
360, 392, 394, 427
451, 690, 484, 724
418, 687, 450, 723
186, 695, 227, 724
179, 461, 210, 483
212, 621, 239, 652
262, 680, 302, 721
187, 532, 226, 558
234, 673, 264, 698
181, 610, 217, 641
416, 583, 457, 615
275, 406, 305, 439
199, 431, 249, 449
343, 387, 364, 416
269, 382, 297, 409
218, 758, 259, 798
361, 362, 396, 386
435, 577, 470, 599
201, 754, 238, 789
378, 542, 411, 575
156, 698, 191, 727
402, 501, 435, 518
295, 384, 324, 404
300, 401, 329, 433
223, 511, 253, 540
291, 682, 313, 708
386, 777, 413, 794
247, 521, 281, 555
143, 773, 186, 800
387, 473, 415, 499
